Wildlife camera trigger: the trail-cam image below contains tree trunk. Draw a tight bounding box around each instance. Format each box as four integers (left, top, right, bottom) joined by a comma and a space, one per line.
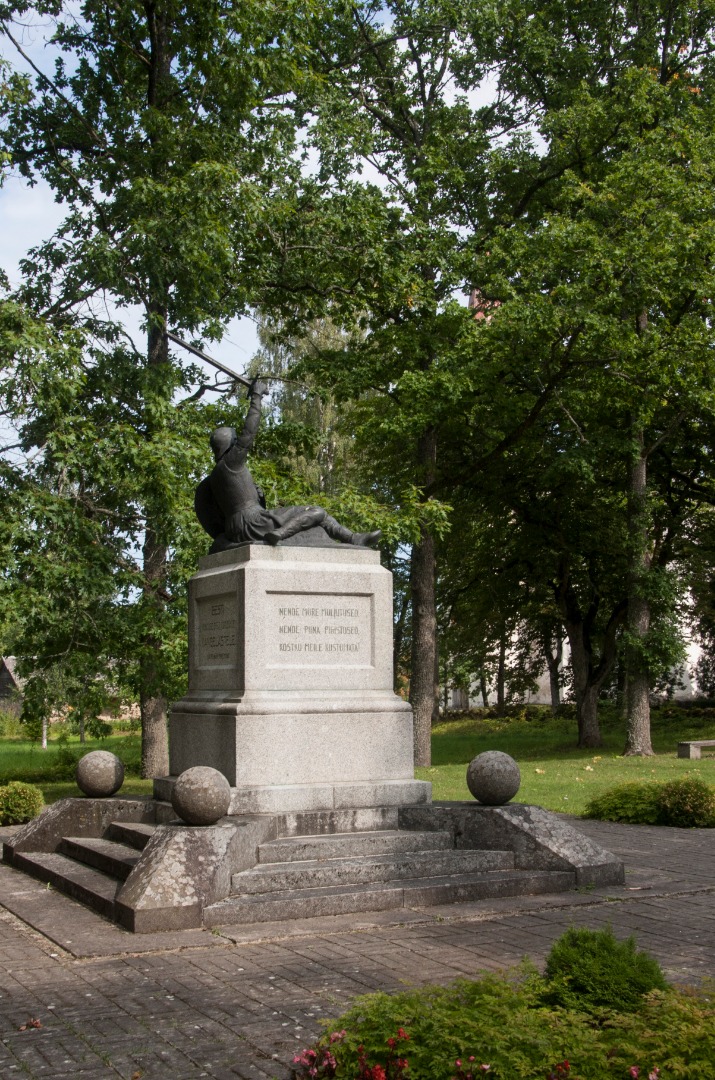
544, 627, 563, 712
78, 715, 85, 743
139, 314, 170, 780
140, 524, 170, 778
41, 714, 48, 750
410, 528, 436, 767
617, 660, 628, 720
138, 13, 172, 780
579, 684, 601, 748
393, 586, 409, 691
409, 428, 438, 768
566, 624, 603, 748
624, 429, 654, 756
433, 631, 441, 725
479, 671, 489, 707
496, 627, 506, 715
554, 558, 624, 748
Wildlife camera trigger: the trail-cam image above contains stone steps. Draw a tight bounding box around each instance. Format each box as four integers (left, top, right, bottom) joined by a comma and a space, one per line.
8, 820, 160, 922
106, 821, 157, 850
12, 850, 121, 919
233, 848, 514, 894
258, 829, 453, 864
4, 803, 609, 933
58, 836, 141, 881
205, 868, 576, 926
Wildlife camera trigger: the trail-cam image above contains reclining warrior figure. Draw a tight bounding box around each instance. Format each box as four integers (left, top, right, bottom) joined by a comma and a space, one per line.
194, 379, 382, 554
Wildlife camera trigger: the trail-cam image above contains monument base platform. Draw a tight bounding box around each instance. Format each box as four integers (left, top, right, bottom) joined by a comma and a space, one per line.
3, 797, 625, 933
153, 775, 431, 814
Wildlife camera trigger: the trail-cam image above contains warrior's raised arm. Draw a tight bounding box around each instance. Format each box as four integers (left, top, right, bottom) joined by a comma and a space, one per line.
235, 379, 268, 452
209, 379, 268, 465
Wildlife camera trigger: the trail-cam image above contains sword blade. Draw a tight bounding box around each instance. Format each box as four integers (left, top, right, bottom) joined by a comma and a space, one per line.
167, 331, 253, 389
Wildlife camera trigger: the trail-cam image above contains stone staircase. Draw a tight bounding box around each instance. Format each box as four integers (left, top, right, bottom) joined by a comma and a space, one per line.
7, 805, 578, 928
10, 821, 156, 922
203, 822, 574, 925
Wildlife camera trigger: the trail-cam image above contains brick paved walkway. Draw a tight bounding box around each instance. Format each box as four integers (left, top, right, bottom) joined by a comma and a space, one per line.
1, 817, 714, 1080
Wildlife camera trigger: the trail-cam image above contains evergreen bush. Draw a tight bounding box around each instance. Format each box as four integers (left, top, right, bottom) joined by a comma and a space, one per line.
543, 926, 667, 1012
292, 966, 715, 1079
0, 781, 45, 825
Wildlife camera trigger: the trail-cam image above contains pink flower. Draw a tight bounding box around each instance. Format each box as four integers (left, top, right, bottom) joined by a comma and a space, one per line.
649, 1072, 661, 1080
629, 1069, 640, 1079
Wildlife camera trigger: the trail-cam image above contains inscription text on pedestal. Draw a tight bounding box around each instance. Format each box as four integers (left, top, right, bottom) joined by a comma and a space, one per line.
196, 594, 239, 667
267, 592, 372, 666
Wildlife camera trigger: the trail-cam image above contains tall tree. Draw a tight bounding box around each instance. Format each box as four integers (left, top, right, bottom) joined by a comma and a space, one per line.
0, 0, 322, 774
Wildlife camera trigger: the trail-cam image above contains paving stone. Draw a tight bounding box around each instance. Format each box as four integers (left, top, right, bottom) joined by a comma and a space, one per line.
0, 817, 714, 1078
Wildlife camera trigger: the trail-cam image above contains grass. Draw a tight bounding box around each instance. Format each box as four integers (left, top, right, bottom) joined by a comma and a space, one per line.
0, 729, 150, 803
2, 702, 715, 815
415, 703, 715, 815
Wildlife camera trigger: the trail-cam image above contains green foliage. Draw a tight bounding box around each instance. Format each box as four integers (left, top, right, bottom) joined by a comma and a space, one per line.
657, 776, 715, 828
584, 777, 715, 827
543, 927, 667, 1013
0, 781, 44, 825
47, 741, 83, 782
582, 782, 662, 825
302, 967, 715, 1079
0, 710, 23, 739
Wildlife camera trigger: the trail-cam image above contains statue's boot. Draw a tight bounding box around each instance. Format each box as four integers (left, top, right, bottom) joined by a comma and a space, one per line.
264, 507, 325, 546
350, 530, 382, 547
322, 515, 382, 548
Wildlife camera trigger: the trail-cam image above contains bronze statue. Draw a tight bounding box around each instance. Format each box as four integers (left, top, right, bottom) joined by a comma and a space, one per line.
195, 379, 382, 553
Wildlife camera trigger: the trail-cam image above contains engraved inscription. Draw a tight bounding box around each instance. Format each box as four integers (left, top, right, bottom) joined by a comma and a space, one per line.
268, 593, 371, 666
197, 594, 238, 667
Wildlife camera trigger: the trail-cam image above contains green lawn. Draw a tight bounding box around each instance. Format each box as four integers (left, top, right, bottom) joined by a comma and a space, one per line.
415, 705, 715, 815
0, 731, 148, 803
3, 704, 715, 815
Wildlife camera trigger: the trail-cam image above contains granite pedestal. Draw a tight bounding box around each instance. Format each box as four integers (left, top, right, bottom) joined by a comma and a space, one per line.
160, 544, 430, 813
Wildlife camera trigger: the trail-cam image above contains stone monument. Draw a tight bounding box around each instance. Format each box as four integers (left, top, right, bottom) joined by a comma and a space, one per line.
159, 543, 430, 813
157, 378, 429, 813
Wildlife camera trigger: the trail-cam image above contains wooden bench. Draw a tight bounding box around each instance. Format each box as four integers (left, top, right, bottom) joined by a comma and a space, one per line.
677, 740, 715, 759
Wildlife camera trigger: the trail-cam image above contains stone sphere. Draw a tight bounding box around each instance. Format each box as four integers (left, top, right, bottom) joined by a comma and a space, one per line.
171, 766, 231, 826
466, 751, 521, 805
75, 750, 125, 798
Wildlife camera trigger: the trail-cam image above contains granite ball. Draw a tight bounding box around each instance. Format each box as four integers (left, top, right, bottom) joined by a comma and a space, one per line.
75, 750, 125, 798
171, 766, 231, 826
466, 751, 521, 805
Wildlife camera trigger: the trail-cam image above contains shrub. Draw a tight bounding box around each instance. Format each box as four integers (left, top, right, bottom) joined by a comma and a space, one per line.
292, 970, 715, 1080
0, 781, 45, 825
48, 743, 83, 781
583, 781, 661, 825
0, 710, 23, 739
543, 926, 667, 1012
657, 776, 715, 828
584, 777, 715, 828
